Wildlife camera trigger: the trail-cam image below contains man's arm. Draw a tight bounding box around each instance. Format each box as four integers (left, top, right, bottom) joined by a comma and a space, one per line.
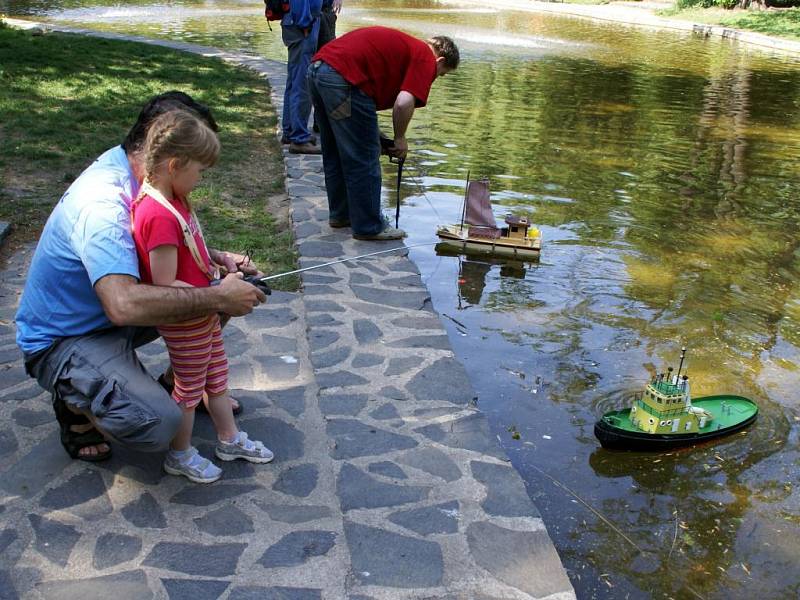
391, 91, 416, 159
95, 273, 266, 327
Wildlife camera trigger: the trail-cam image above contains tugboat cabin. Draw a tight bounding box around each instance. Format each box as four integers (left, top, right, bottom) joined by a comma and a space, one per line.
630, 375, 705, 435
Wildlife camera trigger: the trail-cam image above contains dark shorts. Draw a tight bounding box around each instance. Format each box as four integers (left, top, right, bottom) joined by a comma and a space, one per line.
25, 326, 181, 452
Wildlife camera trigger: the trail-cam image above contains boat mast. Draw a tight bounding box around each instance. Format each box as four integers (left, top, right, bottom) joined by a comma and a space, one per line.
676, 347, 687, 380
459, 170, 470, 234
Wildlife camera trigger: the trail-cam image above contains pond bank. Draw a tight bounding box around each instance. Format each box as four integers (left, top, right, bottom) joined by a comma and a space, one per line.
0, 19, 575, 599
443, 0, 800, 55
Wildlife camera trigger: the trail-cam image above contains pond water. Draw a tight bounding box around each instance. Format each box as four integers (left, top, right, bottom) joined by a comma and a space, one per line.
5, 0, 800, 597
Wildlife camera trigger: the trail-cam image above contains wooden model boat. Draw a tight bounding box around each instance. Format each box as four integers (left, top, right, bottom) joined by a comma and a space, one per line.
595, 348, 758, 451
436, 176, 542, 261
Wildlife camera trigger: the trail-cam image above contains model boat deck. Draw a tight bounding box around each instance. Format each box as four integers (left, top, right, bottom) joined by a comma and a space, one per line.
600, 395, 758, 435
436, 176, 542, 260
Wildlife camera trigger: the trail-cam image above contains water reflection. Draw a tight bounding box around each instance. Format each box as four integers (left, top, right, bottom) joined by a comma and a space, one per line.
5, 0, 800, 597
445, 253, 529, 307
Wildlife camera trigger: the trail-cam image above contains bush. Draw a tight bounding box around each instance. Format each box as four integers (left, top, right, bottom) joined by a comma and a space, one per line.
676, 0, 717, 9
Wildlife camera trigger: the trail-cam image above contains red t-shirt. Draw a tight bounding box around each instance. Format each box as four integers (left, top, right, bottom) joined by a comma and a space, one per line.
132, 194, 212, 288
314, 26, 437, 111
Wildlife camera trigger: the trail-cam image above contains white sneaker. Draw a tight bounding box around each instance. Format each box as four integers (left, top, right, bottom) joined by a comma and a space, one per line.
215, 431, 274, 464
353, 226, 406, 241
164, 447, 222, 484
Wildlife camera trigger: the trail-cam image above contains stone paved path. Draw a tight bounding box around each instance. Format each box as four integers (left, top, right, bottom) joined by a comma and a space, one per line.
0, 21, 575, 600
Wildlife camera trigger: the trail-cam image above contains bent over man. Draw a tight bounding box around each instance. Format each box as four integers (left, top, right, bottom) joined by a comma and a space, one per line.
15, 92, 267, 462
308, 26, 459, 240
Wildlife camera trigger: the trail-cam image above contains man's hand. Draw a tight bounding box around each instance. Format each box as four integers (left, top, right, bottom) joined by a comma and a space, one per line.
217, 273, 267, 316
389, 136, 408, 160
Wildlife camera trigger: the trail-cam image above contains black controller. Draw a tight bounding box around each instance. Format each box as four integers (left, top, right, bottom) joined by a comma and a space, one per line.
211, 275, 271, 295
243, 275, 271, 295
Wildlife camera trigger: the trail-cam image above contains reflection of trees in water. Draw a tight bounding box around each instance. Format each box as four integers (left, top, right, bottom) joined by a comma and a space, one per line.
418, 42, 800, 371
586, 420, 791, 599
618, 52, 800, 389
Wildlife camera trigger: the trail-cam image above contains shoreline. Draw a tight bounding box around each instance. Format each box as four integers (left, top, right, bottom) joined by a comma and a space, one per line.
441, 0, 800, 56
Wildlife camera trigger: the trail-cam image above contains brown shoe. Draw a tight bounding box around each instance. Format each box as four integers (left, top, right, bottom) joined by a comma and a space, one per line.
289, 142, 321, 155
329, 219, 351, 228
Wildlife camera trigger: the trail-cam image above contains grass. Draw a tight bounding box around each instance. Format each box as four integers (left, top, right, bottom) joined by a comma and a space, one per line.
0, 20, 299, 290
717, 6, 800, 38
660, 5, 800, 40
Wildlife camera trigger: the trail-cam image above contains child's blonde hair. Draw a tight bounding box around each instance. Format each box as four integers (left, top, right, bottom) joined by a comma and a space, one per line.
143, 109, 220, 182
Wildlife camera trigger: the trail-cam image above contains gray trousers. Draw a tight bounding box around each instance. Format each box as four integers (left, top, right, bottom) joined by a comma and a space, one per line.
25, 326, 181, 452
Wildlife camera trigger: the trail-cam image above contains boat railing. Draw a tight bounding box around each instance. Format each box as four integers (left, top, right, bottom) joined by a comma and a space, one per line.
650, 380, 684, 396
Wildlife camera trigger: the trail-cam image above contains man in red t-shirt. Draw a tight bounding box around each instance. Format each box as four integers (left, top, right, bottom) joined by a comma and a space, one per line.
308, 26, 459, 240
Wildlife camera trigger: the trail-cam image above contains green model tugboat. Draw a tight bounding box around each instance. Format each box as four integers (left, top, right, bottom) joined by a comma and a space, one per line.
595, 348, 758, 451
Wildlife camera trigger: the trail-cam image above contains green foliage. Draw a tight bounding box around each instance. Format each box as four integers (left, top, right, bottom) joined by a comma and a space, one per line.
0, 25, 297, 288
720, 6, 800, 38
675, 0, 736, 10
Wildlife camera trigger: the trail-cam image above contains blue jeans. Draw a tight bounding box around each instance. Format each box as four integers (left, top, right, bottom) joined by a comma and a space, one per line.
307, 61, 383, 236
282, 19, 320, 144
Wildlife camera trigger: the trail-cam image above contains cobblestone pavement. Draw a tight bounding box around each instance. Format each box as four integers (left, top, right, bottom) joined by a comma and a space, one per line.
0, 22, 575, 600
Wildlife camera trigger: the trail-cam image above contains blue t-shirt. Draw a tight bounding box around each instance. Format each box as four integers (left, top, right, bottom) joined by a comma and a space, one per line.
15, 146, 141, 356
284, 0, 322, 28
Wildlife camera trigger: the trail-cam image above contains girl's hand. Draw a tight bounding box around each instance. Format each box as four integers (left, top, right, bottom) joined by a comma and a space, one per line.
219, 252, 239, 275
212, 249, 263, 277
238, 261, 263, 277
232, 250, 263, 277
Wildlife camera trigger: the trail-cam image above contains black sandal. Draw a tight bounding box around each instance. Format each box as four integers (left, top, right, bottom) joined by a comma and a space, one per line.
157, 374, 243, 416
53, 395, 112, 462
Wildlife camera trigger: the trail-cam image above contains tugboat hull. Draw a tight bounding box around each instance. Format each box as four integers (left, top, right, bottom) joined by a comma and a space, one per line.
595, 395, 758, 451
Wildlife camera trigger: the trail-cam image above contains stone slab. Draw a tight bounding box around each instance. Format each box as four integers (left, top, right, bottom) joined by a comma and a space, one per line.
344, 522, 443, 588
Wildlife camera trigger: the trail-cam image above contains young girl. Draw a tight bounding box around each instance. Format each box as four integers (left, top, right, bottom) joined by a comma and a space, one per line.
132, 109, 272, 483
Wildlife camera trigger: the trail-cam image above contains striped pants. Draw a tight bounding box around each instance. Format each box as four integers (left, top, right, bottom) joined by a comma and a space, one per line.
158, 314, 228, 408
